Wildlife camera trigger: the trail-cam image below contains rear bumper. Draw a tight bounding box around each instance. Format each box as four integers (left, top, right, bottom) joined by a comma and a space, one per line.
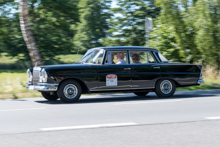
26, 83, 58, 91
197, 77, 205, 84
197, 79, 204, 84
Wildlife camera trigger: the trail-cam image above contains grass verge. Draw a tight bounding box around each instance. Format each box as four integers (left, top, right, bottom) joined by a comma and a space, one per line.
0, 53, 84, 70
0, 53, 84, 99
177, 84, 220, 91
0, 72, 41, 99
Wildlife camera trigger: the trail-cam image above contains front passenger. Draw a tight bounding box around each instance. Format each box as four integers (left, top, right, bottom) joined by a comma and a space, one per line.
116, 52, 126, 64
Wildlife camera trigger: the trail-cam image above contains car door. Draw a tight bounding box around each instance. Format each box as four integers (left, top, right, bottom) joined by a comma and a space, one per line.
97, 50, 132, 90
130, 50, 161, 88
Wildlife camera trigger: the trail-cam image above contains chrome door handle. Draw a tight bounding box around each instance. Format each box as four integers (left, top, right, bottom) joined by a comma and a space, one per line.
124, 68, 131, 70
153, 67, 160, 69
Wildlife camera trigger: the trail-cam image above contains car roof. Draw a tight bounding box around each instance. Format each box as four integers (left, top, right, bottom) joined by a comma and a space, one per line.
91, 46, 158, 51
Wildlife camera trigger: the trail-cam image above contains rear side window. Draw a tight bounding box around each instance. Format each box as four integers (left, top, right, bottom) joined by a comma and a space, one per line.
158, 52, 169, 63
129, 51, 156, 64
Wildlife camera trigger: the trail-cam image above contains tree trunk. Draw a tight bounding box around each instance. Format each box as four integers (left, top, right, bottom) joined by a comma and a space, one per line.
19, 0, 43, 66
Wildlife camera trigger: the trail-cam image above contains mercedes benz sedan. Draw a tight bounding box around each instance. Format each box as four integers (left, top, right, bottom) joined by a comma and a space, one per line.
26, 46, 204, 103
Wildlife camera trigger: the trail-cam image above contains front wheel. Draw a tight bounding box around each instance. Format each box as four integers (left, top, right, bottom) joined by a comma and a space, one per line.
57, 80, 82, 103
41, 92, 59, 101
155, 79, 176, 98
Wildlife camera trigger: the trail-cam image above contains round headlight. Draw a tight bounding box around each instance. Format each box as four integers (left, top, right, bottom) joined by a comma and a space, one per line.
39, 69, 48, 83
27, 69, 33, 82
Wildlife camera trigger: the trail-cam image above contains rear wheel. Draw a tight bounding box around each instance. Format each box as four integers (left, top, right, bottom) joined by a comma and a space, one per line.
41, 92, 59, 101
155, 79, 176, 97
134, 92, 149, 96
57, 80, 82, 103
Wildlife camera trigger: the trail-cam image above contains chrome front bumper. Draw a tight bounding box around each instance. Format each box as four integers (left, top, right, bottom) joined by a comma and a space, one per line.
26, 83, 58, 91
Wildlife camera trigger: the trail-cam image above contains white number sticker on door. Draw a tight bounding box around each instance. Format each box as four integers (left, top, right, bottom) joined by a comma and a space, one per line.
106, 74, 117, 86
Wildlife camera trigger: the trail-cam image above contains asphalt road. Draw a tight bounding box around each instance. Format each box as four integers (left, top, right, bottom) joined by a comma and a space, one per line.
0, 89, 220, 147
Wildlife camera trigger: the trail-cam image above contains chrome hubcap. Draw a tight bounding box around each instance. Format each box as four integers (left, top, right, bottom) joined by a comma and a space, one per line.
160, 80, 172, 94
63, 84, 78, 99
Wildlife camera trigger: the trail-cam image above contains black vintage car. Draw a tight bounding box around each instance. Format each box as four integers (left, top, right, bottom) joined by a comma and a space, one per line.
26, 46, 204, 103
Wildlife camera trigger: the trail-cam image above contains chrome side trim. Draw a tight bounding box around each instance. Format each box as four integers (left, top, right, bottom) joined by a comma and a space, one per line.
90, 87, 154, 92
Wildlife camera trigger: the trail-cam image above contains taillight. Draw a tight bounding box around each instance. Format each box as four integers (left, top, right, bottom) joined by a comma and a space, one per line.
199, 73, 203, 80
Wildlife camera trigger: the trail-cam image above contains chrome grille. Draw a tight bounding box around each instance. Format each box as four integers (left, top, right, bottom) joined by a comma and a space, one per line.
33, 69, 40, 85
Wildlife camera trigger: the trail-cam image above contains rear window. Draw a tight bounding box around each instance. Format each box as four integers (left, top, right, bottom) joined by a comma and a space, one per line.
158, 52, 169, 63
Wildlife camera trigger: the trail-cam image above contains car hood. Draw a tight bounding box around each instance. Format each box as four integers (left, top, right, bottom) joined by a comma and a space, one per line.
37, 63, 92, 70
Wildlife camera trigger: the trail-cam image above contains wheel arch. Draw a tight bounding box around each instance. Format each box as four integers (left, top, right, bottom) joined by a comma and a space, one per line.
153, 78, 181, 88
58, 78, 90, 94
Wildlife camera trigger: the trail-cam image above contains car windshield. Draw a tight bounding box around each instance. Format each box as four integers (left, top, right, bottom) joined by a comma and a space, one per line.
79, 49, 104, 64
158, 52, 169, 63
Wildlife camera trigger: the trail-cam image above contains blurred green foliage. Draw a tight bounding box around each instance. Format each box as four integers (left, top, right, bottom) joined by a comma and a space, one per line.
0, 0, 80, 60
73, 0, 112, 53
151, 0, 220, 66
149, 21, 181, 62
0, 0, 112, 59
0, 0, 220, 67
102, 0, 160, 46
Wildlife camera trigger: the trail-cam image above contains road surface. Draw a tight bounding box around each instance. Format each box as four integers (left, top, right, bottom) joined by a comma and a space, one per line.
0, 89, 220, 147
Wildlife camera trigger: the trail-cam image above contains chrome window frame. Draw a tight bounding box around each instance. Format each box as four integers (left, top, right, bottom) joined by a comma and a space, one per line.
152, 51, 162, 63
